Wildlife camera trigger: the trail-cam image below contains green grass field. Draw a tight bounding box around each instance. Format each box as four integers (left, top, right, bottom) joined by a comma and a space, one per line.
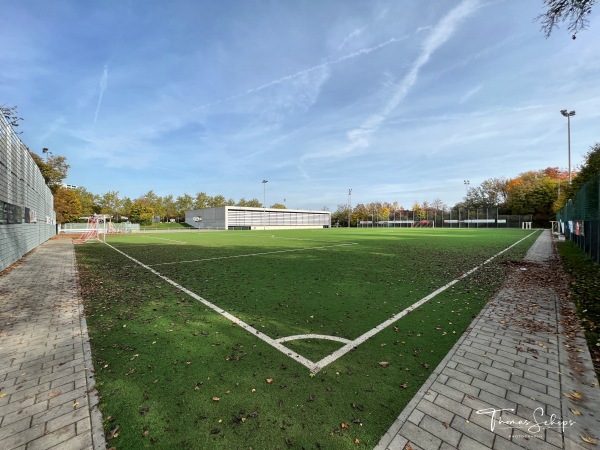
76, 228, 538, 449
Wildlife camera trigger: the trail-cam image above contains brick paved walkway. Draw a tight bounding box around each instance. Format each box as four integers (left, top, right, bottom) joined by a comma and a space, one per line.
2, 232, 599, 450
0, 239, 105, 450
376, 230, 600, 450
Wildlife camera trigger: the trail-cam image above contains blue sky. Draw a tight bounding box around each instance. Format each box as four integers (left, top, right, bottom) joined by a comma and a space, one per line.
2, 1, 599, 211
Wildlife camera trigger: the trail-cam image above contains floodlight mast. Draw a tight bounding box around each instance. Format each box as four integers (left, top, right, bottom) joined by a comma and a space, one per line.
262, 180, 268, 230
464, 180, 470, 228
560, 110, 575, 184
348, 189, 352, 228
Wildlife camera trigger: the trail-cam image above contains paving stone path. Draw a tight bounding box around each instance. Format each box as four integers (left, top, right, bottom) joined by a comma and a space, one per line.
0, 239, 105, 450
376, 230, 600, 450
1, 231, 599, 449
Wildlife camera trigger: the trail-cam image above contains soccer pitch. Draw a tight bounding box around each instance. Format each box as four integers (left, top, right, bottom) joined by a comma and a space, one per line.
76, 228, 538, 449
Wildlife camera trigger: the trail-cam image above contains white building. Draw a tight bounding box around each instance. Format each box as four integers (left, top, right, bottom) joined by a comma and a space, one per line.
185, 206, 331, 230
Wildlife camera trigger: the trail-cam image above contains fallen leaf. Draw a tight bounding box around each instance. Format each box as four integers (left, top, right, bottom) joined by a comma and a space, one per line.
210, 428, 220, 434
139, 406, 150, 416
404, 444, 413, 450
354, 438, 360, 445
570, 408, 582, 415
212, 397, 220, 401
341, 422, 349, 429
581, 434, 597, 444
107, 425, 120, 440
141, 430, 149, 437
72, 402, 79, 409
443, 422, 449, 429
400, 383, 408, 389
130, 354, 139, 361
0, 393, 6, 398
379, 361, 390, 368
564, 391, 583, 400
266, 378, 273, 384
351, 402, 364, 411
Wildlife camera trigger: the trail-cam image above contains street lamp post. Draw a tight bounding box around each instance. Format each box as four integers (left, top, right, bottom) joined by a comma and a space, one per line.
262, 180, 268, 230
560, 110, 575, 184
464, 180, 470, 228
348, 189, 352, 228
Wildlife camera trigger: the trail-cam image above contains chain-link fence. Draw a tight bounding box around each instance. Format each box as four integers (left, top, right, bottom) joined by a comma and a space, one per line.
355, 208, 533, 229
556, 172, 600, 264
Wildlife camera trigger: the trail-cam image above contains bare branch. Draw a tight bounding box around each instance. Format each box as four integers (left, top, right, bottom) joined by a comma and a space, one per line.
535, 0, 594, 39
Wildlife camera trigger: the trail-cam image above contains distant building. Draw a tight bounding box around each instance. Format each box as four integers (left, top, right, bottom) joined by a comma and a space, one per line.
61, 183, 78, 190
185, 206, 331, 230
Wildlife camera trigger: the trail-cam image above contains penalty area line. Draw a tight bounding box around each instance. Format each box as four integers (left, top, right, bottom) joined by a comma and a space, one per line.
148, 242, 358, 267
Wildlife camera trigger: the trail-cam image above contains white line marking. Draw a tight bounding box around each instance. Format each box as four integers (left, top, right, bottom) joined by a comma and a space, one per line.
138, 236, 188, 244
147, 243, 358, 267
104, 230, 538, 373
311, 230, 539, 372
275, 334, 353, 344
104, 242, 319, 372
111, 235, 188, 245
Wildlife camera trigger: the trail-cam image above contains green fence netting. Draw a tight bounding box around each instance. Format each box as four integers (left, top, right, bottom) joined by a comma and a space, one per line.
556, 172, 600, 264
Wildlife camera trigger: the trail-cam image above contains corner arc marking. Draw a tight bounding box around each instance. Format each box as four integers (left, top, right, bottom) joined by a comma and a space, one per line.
275, 334, 352, 344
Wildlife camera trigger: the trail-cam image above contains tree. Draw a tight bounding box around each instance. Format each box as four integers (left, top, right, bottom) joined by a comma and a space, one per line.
162, 195, 177, 222
194, 192, 211, 209
536, 0, 595, 39
431, 198, 447, 211
73, 187, 99, 216
209, 195, 227, 207
98, 191, 122, 220
175, 194, 195, 221
352, 203, 370, 223
1, 105, 23, 129
505, 170, 559, 221
120, 197, 133, 220
237, 198, 262, 207
270, 203, 287, 209
54, 187, 82, 223
29, 150, 70, 194
129, 200, 154, 225
412, 202, 426, 220
465, 178, 508, 209
567, 143, 600, 196
332, 204, 350, 226
138, 191, 163, 219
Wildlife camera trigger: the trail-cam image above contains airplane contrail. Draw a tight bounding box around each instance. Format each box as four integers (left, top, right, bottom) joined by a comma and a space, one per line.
193, 37, 405, 111
94, 65, 109, 124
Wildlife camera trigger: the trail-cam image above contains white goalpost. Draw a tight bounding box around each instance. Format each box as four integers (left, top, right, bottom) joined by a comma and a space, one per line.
73, 215, 119, 244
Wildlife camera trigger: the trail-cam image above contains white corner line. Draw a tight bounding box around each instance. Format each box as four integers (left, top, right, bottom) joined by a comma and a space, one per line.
311, 230, 540, 372
104, 230, 538, 374
104, 242, 319, 372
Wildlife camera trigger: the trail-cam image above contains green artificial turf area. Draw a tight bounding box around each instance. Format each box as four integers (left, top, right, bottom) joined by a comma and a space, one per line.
76, 228, 538, 449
